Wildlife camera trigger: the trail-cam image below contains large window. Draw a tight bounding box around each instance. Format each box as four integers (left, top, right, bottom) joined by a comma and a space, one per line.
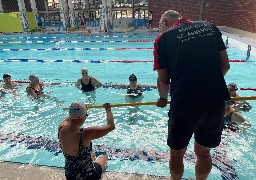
39, 0, 148, 21
112, 9, 133, 18
48, 0, 59, 10
43, 12, 61, 22
112, 0, 148, 7
73, 0, 88, 9
89, 0, 101, 8
90, 11, 100, 20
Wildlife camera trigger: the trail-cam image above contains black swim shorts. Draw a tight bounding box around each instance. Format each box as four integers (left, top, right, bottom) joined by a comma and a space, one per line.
167, 102, 225, 150
92, 162, 103, 179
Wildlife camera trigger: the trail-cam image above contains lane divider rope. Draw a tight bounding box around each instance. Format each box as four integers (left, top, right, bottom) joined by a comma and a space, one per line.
0, 48, 154, 51
240, 88, 256, 91
0, 35, 158, 40
0, 40, 155, 43
0, 59, 246, 63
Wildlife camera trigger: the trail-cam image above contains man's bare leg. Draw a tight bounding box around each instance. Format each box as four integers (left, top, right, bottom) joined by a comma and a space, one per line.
194, 142, 212, 180
169, 147, 186, 180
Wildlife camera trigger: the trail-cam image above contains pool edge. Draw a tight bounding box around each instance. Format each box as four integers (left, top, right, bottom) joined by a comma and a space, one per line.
0, 160, 171, 179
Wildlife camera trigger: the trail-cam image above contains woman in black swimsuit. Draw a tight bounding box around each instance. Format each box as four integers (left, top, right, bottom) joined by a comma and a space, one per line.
104, 74, 156, 123
126, 74, 144, 98
106, 74, 156, 98
75, 68, 103, 92
26, 74, 60, 99
26, 74, 44, 99
58, 102, 115, 179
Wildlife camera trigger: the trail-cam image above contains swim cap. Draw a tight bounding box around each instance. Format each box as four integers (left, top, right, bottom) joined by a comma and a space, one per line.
228, 83, 238, 90
29, 74, 39, 82
69, 102, 87, 119
81, 68, 88, 72
129, 74, 137, 81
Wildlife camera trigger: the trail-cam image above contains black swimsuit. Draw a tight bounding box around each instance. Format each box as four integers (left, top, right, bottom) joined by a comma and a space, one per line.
223, 110, 239, 132
81, 78, 95, 92
61, 129, 102, 180
26, 85, 43, 97
127, 85, 143, 98
224, 110, 236, 123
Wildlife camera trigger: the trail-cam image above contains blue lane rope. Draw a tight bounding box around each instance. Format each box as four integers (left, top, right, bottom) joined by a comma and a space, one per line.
0, 35, 158, 40
0, 40, 154, 43
0, 48, 153, 51
0, 59, 153, 63
0, 59, 246, 63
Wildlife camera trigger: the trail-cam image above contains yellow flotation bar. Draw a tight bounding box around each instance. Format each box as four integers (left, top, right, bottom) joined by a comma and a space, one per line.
63, 96, 256, 110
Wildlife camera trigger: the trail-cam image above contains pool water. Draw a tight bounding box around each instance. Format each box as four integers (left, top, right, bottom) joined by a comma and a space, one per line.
0, 32, 255, 179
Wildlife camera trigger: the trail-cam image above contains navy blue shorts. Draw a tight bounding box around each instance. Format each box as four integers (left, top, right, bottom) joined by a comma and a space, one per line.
167, 102, 225, 150
92, 162, 103, 179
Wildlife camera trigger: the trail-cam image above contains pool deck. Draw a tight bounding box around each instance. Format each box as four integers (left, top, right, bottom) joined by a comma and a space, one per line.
218, 26, 256, 46
0, 27, 255, 180
0, 161, 170, 180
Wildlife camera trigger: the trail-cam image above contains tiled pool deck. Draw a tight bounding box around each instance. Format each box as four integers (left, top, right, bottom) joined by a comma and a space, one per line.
0, 161, 170, 180
0, 26, 255, 180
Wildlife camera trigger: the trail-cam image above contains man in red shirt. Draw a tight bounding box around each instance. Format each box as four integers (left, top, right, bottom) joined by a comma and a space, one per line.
154, 10, 230, 180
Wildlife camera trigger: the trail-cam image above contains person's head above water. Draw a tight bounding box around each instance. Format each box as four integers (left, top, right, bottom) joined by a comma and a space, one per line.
3, 74, 11, 79
81, 68, 88, 76
227, 83, 238, 97
2, 74, 12, 85
69, 102, 88, 119
227, 83, 238, 92
29, 74, 39, 82
129, 74, 137, 82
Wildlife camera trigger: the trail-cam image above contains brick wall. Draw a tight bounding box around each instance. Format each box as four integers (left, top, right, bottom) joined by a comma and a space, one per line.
149, 0, 256, 33
148, 0, 200, 28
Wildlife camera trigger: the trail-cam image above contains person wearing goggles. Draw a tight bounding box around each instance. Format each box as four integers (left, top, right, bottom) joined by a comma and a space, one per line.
224, 83, 251, 132
75, 68, 103, 92
58, 102, 115, 180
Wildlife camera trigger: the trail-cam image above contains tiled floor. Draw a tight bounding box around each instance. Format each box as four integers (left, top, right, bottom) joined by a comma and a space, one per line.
0, 161, 170, 180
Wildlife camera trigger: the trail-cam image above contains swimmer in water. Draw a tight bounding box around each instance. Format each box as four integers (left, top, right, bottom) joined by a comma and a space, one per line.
1, 74, 19, 88
1, 74, 20, 97
26, 74, 60, 99
224, 83, 251, 132
105, 74, 156, 99
75, 68, 103, 92
105, 74, 156, 124
126, 74, 144, 98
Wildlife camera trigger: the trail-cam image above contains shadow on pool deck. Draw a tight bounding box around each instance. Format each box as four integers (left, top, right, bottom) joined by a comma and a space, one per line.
0, 161, 171, 180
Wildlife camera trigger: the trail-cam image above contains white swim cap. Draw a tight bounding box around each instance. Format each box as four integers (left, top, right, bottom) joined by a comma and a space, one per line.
69, 102, 87, 119
81, 68, 88, 72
